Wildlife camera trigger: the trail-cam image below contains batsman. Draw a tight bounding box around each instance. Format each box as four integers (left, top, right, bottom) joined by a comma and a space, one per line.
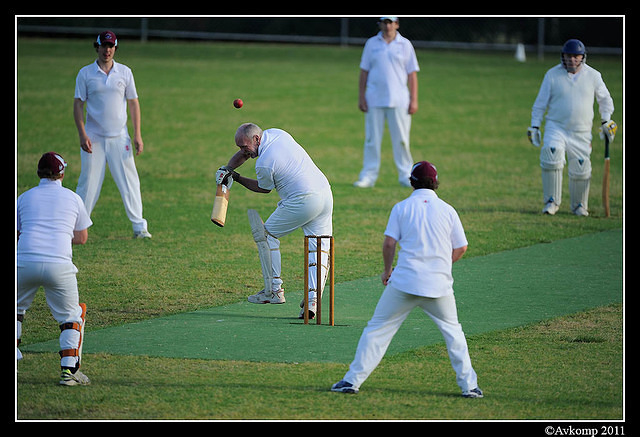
216, 123, 334, 320
528, 39, 616, 216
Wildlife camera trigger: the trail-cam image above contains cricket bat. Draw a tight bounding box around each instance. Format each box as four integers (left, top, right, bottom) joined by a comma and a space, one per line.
602, 135, 610, 218
211, 183, 231, 227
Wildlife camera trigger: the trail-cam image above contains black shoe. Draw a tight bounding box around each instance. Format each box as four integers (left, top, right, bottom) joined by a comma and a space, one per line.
331, 380, 358, 394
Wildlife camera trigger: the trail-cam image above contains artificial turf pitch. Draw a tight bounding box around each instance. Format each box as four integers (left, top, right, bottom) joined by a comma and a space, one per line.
24, 229, 622, 364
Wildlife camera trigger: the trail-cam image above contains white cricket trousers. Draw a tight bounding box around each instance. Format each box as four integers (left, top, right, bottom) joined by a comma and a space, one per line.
264, 189, 333, 294
17, 261, 84, 368
344, 284, 479, 392
76, 133, 148, 233
358, 107, 414, 185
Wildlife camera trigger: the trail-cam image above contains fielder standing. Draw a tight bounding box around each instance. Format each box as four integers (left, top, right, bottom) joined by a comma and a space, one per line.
74, 30, 151, 238
216, 123, 333, 319
528, 39, 616, 216
354, 16, 419, 188
332, 161, 483, 398
17, 152, 93, 386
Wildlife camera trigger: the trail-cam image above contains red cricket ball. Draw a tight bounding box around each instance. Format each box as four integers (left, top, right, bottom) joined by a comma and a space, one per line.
233, 99, 243, 109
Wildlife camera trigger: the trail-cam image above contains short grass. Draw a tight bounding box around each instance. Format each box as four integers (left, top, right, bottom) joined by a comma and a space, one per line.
16, 37, 623, 421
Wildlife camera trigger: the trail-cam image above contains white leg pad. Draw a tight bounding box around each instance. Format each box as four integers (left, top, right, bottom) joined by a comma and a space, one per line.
248, 209, 273, 295
568, 157, 591, 213
569, 177, 590, 213
541, 168, 562, 205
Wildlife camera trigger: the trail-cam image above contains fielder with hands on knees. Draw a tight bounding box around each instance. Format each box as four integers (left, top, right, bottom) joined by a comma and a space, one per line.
17, 152, 93, 386
527, 39, 616, 216
332, 161, 483, 398
216, 123, 333, 320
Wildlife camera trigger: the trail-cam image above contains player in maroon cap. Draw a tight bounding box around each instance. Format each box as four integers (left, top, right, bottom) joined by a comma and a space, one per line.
332, 161, 483, 398
74, 30, 151, 238
17, 152, 93, 385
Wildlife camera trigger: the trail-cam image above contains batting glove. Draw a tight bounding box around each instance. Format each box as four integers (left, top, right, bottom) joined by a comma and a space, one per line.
600, 120, 618, 143
215, 166, 236, 188
527, 127, 541, 147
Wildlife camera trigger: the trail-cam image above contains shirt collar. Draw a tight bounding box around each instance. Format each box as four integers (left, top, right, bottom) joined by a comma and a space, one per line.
257, 130, 269, 157
376, 31, 402, 43
39, 178, 62, 187
410, 188, 438, 199
93, 59, 119, 74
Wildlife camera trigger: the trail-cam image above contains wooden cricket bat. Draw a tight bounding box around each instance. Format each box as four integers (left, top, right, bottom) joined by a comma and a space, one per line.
602, 135, 610, 218
211, 183, 230, 227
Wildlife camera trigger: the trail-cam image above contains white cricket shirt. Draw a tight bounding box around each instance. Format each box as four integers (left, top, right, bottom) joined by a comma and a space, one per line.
384, 189, 467, 297
531, 63, 614, 131
360, 31, 420, 108
255, 128, 330, 201
75, 60, 139, 137
17, 179, 92, 264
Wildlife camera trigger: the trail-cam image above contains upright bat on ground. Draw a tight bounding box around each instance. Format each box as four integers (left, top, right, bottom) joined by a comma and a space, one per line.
602, 135, 610, 218
600, 120, 617, 217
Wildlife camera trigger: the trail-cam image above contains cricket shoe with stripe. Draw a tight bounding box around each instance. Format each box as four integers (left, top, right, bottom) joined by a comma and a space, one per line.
331, 380, 359, 394
298, 296, 317, 320
59, 369, 90, 386
462, 387, 484, 398
542, 200, 559, 215
133, 229, 152, 239
247, 289, 285, 304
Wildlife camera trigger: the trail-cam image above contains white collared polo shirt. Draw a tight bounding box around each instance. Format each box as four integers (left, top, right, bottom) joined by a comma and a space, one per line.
360, 31, 420, 109
74, 60, 138, 137
17, 179, 92, 264
384, 189, 467, 297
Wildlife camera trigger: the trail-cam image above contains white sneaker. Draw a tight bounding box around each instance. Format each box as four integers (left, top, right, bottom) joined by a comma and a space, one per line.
248, 289, 286, 304
353, 179, 375, 188
133, 229, 152, 239
542, 201, 559, 215
298, 295, 317, 319
59, 369, 90, 386
462, 387, 483, 398
572, 205, 589, 216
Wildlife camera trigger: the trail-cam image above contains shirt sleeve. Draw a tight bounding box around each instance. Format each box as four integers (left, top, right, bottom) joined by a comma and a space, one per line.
450, 210, 468, 249
255, 165, 275, 191
74, 194, 93, 231
74, 68, 87, 101
531, 72, 551, 127
359, 38, 373, 71
124, 68, 139, 100
384, 205, 401, 241
405, 43, 420, 74
16, 195, 22, 233
594, 73, 614, 121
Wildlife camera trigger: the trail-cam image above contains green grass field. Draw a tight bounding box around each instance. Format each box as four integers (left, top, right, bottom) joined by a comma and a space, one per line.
16, 38, 623, 421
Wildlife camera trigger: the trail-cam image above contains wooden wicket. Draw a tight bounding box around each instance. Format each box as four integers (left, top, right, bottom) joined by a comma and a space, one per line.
303, 235, 334, 325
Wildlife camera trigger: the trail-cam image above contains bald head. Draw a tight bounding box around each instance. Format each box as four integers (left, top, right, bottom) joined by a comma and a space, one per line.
235, 123, 263, 145
234, 123, 263, 159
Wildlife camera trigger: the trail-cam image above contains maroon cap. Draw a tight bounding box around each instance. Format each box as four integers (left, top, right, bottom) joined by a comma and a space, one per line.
96, 30, 118, 47
410, 161, 438, 184
38, 152, 67, 177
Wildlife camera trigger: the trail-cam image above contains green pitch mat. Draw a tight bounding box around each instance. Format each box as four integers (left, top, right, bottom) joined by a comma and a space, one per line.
24, 229, 622, 364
